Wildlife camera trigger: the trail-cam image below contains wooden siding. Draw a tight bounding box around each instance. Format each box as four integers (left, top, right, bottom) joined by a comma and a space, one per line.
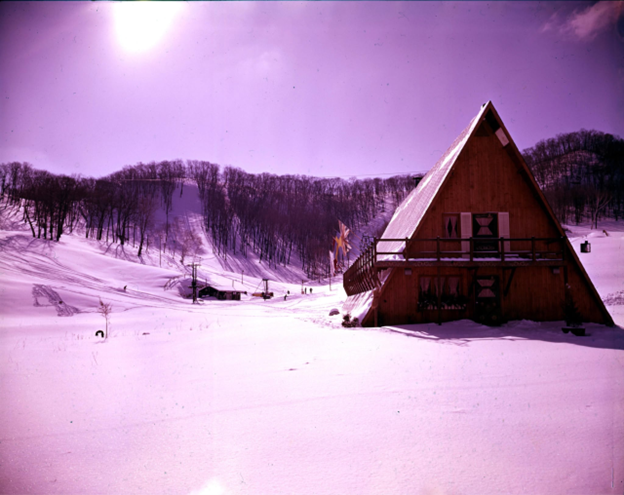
375, 264, 568, 326
369, 118, 609, 326
412, 120, 559, 245
354, 104, 612, 327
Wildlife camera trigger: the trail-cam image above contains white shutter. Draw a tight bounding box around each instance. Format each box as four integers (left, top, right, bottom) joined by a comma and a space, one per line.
498, 212, 510, 254
460, 212, 472, 256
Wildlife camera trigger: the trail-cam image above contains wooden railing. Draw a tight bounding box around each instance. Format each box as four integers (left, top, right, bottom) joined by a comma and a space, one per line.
376, 237, 566, 263
344, 237, 566, 296
343, 242, 378, 296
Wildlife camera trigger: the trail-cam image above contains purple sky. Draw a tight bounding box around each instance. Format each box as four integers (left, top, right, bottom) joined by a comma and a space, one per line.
1, 1, 622, 179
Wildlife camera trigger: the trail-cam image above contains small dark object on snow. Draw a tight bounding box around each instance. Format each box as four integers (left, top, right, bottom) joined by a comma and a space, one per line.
329, 308, 340, 316
342, 314, 359, 328
95, 330, 104, 338
142, 332, 150, 335
580, 241, 591, 253
563, 326, 586, 336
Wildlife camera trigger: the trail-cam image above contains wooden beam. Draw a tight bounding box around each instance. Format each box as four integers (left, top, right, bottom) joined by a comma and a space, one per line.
468, 266, 479, 298
503, 267, 516, 297
437, 264, 442, 325
375, 260, 565, 269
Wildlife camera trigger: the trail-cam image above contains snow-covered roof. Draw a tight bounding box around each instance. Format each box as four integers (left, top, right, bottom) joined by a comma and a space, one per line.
380, 102, 490, 253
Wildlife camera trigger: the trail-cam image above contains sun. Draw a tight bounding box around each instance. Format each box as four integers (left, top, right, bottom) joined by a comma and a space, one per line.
113, 1, 182, 54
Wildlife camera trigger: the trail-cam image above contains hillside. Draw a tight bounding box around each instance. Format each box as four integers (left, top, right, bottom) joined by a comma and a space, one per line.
522, 129, 624, 227
0, 161, 414, 282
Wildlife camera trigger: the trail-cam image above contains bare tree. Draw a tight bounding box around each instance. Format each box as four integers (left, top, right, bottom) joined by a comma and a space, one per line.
136, 195, 156, 257
97, 298, 112, 339
587, 187, 611, 229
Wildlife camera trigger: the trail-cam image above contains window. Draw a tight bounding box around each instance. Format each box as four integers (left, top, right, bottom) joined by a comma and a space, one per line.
443, 214, 460, 238
472, 213, 499, 253
472, 213, 498, 237
418, 276, 467, 311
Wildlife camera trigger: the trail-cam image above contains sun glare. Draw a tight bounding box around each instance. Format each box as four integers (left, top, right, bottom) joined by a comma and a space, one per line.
113, 2, 182, 54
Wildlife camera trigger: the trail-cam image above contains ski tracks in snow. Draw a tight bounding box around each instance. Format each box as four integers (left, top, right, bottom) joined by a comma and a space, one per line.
32, 284, 80, 316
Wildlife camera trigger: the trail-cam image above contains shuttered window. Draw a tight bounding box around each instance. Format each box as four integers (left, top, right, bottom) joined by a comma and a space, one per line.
443, 214, 459, 238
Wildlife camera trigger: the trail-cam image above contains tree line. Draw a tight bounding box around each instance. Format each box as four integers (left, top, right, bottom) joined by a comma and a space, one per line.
522, 129, 624, 227
188, 162, 414, 277
0, 160, 415, 277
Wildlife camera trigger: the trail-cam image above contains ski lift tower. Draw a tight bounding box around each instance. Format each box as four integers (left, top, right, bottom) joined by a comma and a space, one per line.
187, 260, 201, 303
262, 279, 272, 300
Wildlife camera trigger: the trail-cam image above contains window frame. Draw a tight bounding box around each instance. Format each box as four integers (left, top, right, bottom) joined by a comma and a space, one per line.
418, 275, 467, 311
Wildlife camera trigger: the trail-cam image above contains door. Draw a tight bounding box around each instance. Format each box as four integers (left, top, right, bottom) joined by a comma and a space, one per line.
474, 275, 501, 325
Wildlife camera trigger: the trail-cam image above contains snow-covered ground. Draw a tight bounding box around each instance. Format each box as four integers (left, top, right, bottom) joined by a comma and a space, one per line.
0, 197, 623, 494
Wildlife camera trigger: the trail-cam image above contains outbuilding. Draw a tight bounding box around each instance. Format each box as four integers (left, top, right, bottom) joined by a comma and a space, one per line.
198, 285, 242, 301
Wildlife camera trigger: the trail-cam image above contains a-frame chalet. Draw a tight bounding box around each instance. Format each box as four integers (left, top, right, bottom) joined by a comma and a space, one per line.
343, 101, 613, 327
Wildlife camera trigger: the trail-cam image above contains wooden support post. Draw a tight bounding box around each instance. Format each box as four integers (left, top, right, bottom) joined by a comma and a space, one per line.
468, 266, 479, 297
437, 264, 442, 326
436, 237, 441, 261
531, 237, 536, 262
373, 238, 377, 264
500, 236, 505, 261
503, 267, 516, 297
470, 238, 474, 262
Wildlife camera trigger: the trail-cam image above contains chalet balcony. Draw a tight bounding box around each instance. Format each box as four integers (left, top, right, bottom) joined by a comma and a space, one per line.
344, 236, 566, 296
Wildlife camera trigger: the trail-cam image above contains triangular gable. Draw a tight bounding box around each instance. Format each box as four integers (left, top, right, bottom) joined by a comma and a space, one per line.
377, 101, 613, 326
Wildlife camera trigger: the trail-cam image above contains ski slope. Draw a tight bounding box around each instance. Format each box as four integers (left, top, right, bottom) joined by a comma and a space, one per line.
0, 193, 623, 495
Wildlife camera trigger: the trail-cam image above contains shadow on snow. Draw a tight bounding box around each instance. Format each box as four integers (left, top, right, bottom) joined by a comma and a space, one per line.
383, 319, 624, 351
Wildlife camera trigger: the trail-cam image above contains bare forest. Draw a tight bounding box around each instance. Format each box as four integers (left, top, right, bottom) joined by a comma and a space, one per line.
0, 160, 414, 278
2, 128, 619, 278
522, 129, 624, 228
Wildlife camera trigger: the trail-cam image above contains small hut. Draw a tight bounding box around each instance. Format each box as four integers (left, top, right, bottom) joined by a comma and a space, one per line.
198, 285, 242, 301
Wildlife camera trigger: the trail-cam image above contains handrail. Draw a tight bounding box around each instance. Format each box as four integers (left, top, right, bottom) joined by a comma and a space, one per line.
344, 236, 566, 296
374, 236, 565, 261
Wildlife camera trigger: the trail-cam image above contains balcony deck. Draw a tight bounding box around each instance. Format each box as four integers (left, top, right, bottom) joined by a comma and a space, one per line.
343, 236, 566, 296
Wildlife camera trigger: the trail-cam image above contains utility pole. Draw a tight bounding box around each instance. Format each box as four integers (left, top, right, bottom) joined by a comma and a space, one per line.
187, 260, 201, 304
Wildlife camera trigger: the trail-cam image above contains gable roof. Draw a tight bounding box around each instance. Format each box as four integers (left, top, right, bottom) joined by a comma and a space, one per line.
376, 101, 613, 326
380, 102, 489, 253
